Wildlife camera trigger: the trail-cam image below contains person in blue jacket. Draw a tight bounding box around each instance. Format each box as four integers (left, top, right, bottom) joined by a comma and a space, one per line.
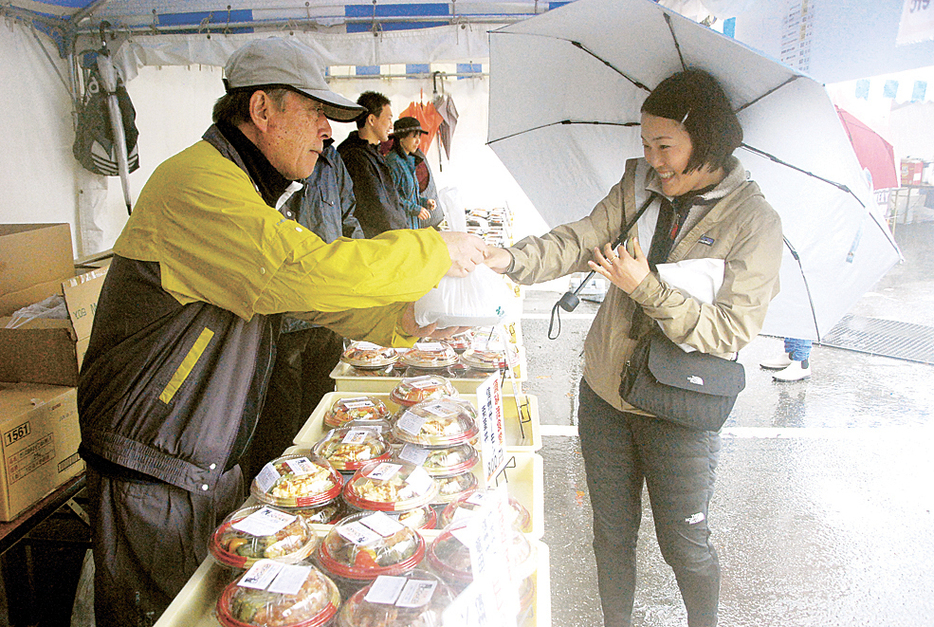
385, 116, 437, 229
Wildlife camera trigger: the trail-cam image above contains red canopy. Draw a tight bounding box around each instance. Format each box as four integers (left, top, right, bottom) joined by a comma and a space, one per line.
836, 106, 899, 190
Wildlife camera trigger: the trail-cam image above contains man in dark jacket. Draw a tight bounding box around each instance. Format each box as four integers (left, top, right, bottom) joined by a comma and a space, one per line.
77, 38, 486, 627
337, 91, 408, 236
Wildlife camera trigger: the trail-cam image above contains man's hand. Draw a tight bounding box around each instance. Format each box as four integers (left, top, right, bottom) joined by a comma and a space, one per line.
438, 231, 487, 277
401, 303, 470, 339
588, 237, 650, 294
418, 207, 432, 221
484, 247, 512, 274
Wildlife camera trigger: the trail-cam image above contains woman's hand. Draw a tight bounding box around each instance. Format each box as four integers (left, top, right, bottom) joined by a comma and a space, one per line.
483, 247, 513, 274
588, 238, 650, 294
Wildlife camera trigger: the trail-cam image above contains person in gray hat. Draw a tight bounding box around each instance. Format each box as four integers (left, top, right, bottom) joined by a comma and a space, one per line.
385, 116, 438, 229
77, 37, 486, 627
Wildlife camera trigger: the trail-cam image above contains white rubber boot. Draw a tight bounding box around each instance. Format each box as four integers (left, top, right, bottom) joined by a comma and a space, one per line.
772, 360, 811, 382
760, 352, 793, 370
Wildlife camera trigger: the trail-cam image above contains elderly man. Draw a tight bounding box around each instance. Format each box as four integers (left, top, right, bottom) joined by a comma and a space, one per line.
77, 38, 485, 627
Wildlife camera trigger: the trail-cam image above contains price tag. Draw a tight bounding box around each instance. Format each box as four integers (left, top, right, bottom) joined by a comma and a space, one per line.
239, 560, 283, 590
342, 399, 375, 410
255, 463, 281, 494
341, 428, 370, 445
419, 401, 451, 418
405, 466, 434, 495
397, 410, 428, 436
397, 579, 438, 608
267, 564, 311, 596
397, 443, 430, 466
360, 511, 406, 537
231, 506, 296, 537
365, 575, 407, 605
414, 342, 445, 351
283, 457, 316, 476
409, 376, 440, 389
354, 341, 383, 350
366, 462, 402, 482
337, 520, 383, 546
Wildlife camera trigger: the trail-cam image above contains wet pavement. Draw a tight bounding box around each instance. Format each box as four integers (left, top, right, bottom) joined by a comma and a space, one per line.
520, 221, 934, 626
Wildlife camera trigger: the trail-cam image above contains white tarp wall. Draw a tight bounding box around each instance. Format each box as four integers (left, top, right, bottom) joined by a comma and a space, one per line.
0, 21, 546, 256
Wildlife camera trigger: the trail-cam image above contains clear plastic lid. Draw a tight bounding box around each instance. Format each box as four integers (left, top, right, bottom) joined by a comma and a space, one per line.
390, 398, 479, 448
340, 342, 400, 370
388, 375, 458, 407
341, 503, 437, 531
426, 520, 537, 586
335, 570, 455, 627
323, 396, 391, 429
251, 453, 343, 508
342, 460, 439, 512
432, 472, 479, 505
316, 511, 425, 582
439, 490, 533, 533
210, 505, 318, 570
215, 561, 340, 627
312, 427, 391, 472
420, 444, 480, 477
288, 500, 345, 526
459, 348, 507, 372
399, 342, 459, 369
442, 332, 472, 353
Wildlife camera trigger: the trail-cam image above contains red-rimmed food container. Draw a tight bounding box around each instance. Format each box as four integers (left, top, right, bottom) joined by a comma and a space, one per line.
343, 460, 438, 512
335, 569, 455, 627
393, 504, 437, 530
420, 443, 479, 477
312, 427, 392, 472
316, 511, 425, 586
388, 375, 458, 407
459, 348, 507, 372
426, 521, 537, 590
390, 398, 479, 448
251, 453, 343, 509
323, 396, 391, 430
340, 342, 400, 370
290, 500, 346, 526
210, 505, 319, 570
442, 332, 472, 354
215, 561, 340, 627
431, 472, 479, 505
399, 342, 458, 369
440, 490, 533, 533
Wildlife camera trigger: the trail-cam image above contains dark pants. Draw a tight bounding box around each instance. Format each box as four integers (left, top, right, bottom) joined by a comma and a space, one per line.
578, 379, 721, 627
240, 326, 344, 483
86, 464, 243, 627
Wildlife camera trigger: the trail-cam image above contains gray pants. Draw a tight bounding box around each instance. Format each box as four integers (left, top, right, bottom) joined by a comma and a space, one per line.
578, 380, 721, 627
86, 465, 243, 627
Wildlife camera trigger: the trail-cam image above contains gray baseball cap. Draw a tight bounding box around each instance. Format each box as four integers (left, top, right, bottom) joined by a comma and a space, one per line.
223, 38, 364, 122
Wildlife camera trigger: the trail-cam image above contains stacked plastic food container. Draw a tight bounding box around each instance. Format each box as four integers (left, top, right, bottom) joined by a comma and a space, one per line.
153, 322, 548, 627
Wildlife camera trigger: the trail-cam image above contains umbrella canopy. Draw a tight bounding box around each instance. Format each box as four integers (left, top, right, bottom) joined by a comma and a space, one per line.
488, 0, 901, 341
836, 106, 899, 191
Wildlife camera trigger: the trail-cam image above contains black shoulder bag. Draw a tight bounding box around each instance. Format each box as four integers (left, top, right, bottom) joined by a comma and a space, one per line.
619, 329, 745, 431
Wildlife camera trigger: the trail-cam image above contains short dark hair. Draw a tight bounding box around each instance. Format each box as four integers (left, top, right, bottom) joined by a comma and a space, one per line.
212, 88, 289, 126
641, 69, 742, 173
355, 91, 390, 129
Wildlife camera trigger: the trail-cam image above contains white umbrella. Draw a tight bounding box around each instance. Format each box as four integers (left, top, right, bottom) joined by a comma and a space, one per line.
488, 0, 901, 341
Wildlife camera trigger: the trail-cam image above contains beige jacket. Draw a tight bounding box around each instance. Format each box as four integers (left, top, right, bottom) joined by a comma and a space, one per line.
507, 157, 784, 412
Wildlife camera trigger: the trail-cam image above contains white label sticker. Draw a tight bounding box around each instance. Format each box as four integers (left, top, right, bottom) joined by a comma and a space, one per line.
238, 560, 283, 590
354, 341, 383, 350
342, 400, 376, 410
360, 511, 406, 537
365, 575, 407, 605
466, 492, 488, 506
396, 579, 438, 608
267, 564, 311, 596
337, 520, 383, 546
231, 506, 296, 537
405, 466, 433, 495
397, 443, 430, 466
414, 342, 444, 351
408, 376, 439, 389
397, 410, 428, 436
255, 463, 281, 494
366, 462, 402, 482
283, 457, 315, 476
341, 429, 370, 445
420, 401, 450, 418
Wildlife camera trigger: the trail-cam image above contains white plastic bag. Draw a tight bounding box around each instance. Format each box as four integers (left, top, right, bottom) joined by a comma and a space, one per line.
414, 264, 519, 329
5, 293, 67, 329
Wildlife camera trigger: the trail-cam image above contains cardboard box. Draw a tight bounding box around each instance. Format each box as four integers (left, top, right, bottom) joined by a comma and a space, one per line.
0, 224, 108, 386
0, 383, 84, 521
